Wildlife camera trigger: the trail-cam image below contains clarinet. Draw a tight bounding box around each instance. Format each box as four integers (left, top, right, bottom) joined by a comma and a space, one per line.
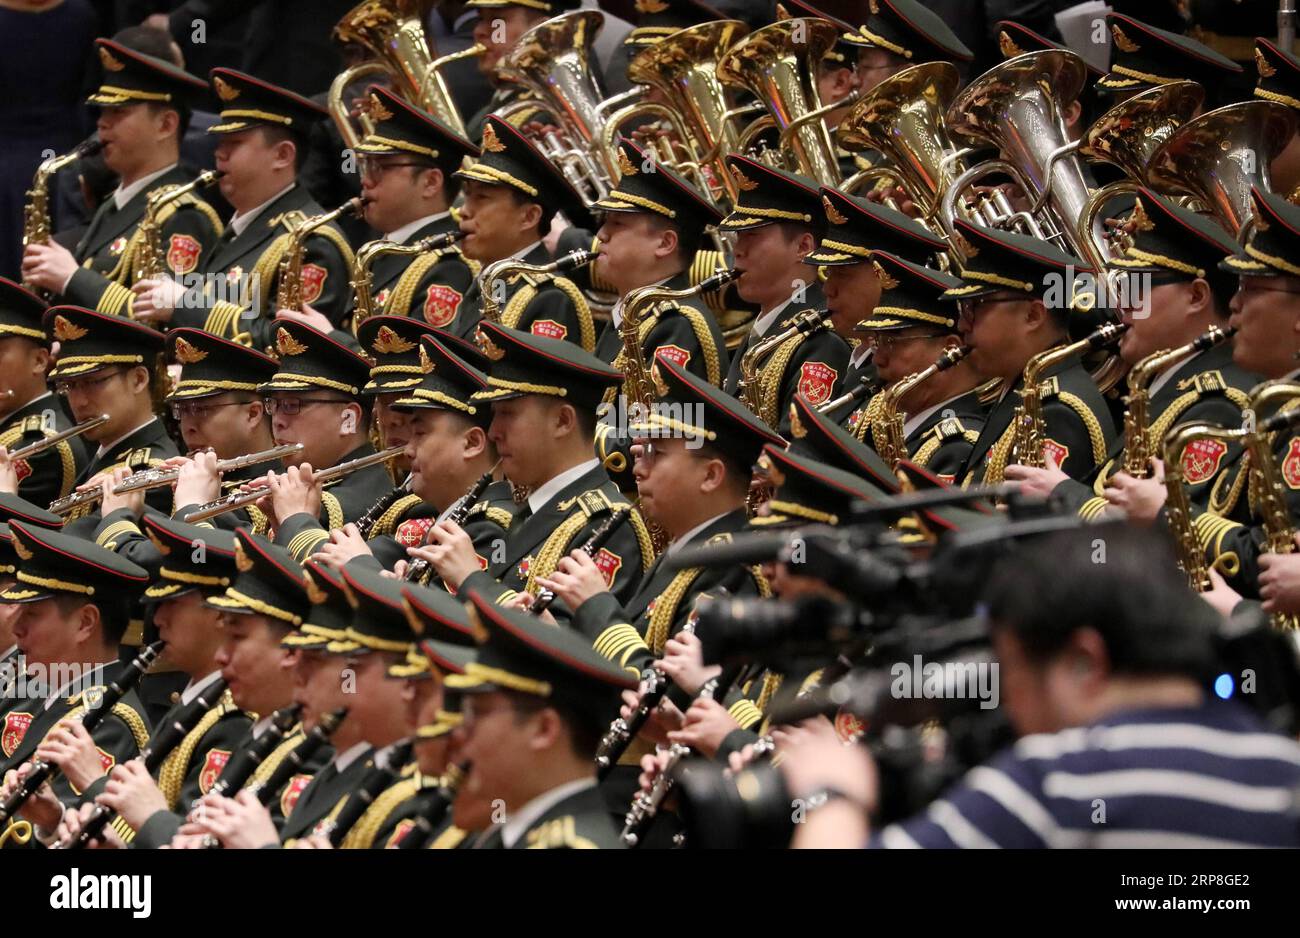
0, 641, 163, 824
403, 461, 500, 583
393, 761, 468, 850
314, 738, 414, 847
198, 706, 347, 849
58, 679, 229, 849
203, 703, 303, 801
619, 661, 745, 848
354, 475, 412, 540
529, 498, 639, 614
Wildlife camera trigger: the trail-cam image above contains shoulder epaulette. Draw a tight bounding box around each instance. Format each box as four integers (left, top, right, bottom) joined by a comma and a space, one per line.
524, 815, 599, 850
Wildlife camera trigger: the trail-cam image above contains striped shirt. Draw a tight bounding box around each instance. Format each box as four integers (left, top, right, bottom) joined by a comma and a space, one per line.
871, 702, 1300, 848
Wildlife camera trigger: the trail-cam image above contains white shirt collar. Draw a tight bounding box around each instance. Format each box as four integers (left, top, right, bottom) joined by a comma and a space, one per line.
43, 661, 113, 711
1148, 347, 1208, 399
229, 182, 297, 237
250, 714, 273, 739
387, 211, 450, 245
667, 510, 732, 558
1, 389, 55, 423
527, 458, 601, 515
333, 741, 371, 773
752, 296, 794, 339
612, 275, 673, 330
850, 344, 873, 370
180, 670, 224, 706
114, 163, 178, 211
95, 418, 158, 461
502, 777, 597, 848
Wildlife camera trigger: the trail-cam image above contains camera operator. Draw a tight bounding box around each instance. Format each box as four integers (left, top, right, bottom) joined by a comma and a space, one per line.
780, 524, 1300, 848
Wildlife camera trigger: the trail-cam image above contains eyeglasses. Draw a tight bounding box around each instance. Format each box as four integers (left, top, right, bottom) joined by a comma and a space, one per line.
262, 396, 348, 416
55, 369, 123, 396
957, 294, 1024, 321
171, 400, 252, 421
867, 331, 950, 351
1236, 277, 1300, 298
358, 157, 432, 182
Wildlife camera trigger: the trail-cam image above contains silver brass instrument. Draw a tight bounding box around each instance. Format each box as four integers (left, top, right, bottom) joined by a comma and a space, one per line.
112, 443, 304, 495
181, 444, 404, 523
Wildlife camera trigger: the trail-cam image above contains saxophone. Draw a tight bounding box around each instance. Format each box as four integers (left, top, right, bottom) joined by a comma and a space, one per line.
618, 268, 741, 409
1162, 421, 1224, 591
21, 138, 103, 296
275, 197, 367, 312
133, 170, 224, 282
476, 248, 599, 326
737, 308, 831, 425
871, 345, 971, 471
1010, 322, 1129, 470
1121, 325, 1235, 477
349, 228, 468, 333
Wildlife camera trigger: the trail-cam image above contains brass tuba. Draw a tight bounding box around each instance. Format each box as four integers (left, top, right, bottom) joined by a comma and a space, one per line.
716, 17, 843, 186
1145, 100, 1296, 239
331, 0, 483, 144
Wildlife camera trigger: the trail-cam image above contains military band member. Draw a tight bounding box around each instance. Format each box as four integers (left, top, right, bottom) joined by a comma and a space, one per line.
591, 138, 729, 386
455, 116, 597, 349
0, 497, 68, 723
848, 251, 986, 482
464, 0, 581, 141
19, 39, 222, 318
1254, 37, 1300, 200
1010, 190, 1259, 520
453, 588, 638, 849
949, 221, 1118, 486
254, 320, 395, 559
352, 85, 480, 334
414, 321, 654, 620
0, 279, 91, 508
720, 155, 848, 433
1096, 12, 1242, 109
842, 0, 973, 89
132, 68, 355, 346
0, 521, 150, 848
357, 314, 444, 483
41, 305, 179, 522
805, 186, 949, 424
72, 515, 250, 849
317, 333, 516, 576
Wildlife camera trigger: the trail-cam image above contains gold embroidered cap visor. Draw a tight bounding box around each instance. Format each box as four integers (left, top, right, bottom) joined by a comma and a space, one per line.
44, 305, 164, 380
87, 38, 210, 108
0, 520, 148, 604
206, 67, 329, 134
166, 327, 280, 402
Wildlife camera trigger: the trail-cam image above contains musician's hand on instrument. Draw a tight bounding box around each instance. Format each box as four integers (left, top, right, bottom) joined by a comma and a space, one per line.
291, 832, 334, 849
130, 277, 184, 323
0, 445, 19, 495
385, 560, 408, 580
275, 306, 332, 333
659, 632, 719, 697
98, 759, 168, 830
636, 750, 671, 795
267, 463, 321, 524
781, 724, 877, 849
5, 761, 63, 831
1201, 567, 1245, 618
1103, 461, 1167, 523
410, 519, 477, 590
310, 523, 373, 569
173, 450, 222, 509
505, 591, 558, 624
56, 801, 121, 850
21, 240, 78, 293
537, 549, 609, 610
771, 715, 839, 753
668, 696, 739, 759
99, 465, 144, 518
191, 789, 279, 849
1003, 450, 1068, 500
1258, 540, 1300, 615
36, 720, 106, 793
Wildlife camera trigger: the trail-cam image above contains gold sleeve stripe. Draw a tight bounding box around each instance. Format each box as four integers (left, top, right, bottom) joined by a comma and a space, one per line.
96, 519, 142, 549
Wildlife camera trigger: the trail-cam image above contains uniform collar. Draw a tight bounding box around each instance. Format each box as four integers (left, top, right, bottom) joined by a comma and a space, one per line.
180, 669, 224, 706
229, 182, 297, 237
526, 458, 601, 516
502, 776, 596, 848
114, 163, 178, 211
332, 740, 371, 773
388, 211, 451, 245
95, 417, 159, 461
43, 660, 114, 711
753, 295, 795, 339
667, 510, 734, 558
1148, 346, 1208, 399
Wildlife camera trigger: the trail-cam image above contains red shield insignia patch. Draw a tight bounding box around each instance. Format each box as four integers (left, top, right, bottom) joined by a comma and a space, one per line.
423, 285, 464, 328
385, 819, 415, 849
281, 773, 312, 817
299, 264, 329, 305
395, 518, 434, 548
96, 747, 116, 773
518, 556, 532, 581
654, 344, 691, 369
166, 234, 202, 276
530, 319, 568, 341
109, 236, 128, 256
199, 748, 231, 794
1042, 439, 1070, 469
2, 712, 32, 757
797, 362, 837, 406
13, 458, 31, 483
1183, 438, 1228, 485
375, 288, 391, 309
1283, 438, 1300, 490
593, 548, 622, 587
834, 708, 866, 743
